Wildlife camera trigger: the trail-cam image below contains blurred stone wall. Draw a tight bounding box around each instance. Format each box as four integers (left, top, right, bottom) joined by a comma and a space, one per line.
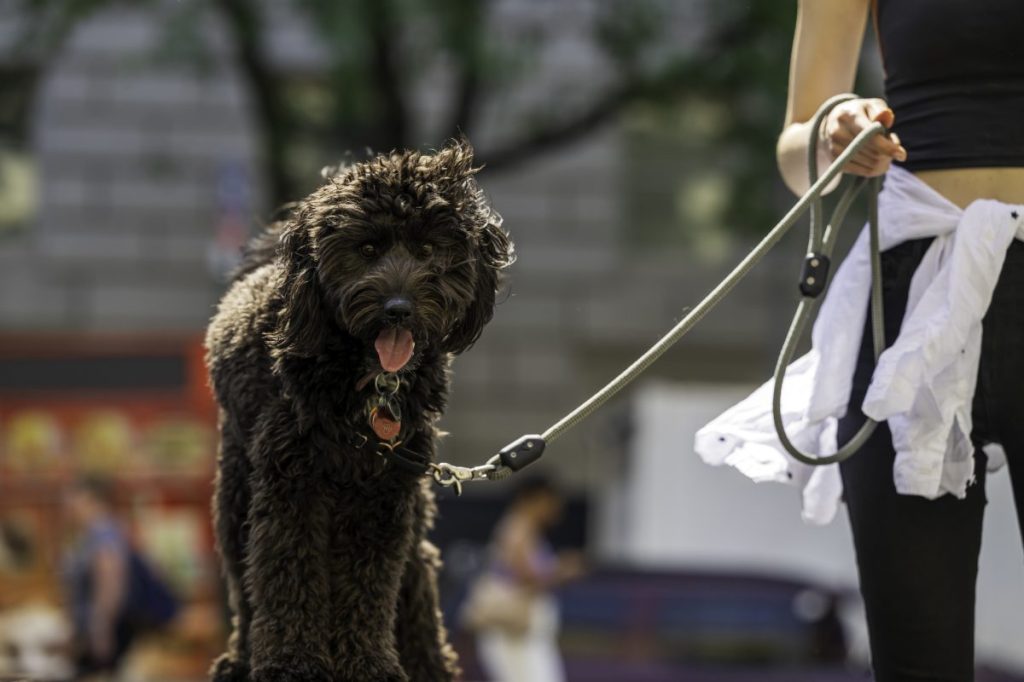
0, 2, 807, 490
0, 6, 262, 330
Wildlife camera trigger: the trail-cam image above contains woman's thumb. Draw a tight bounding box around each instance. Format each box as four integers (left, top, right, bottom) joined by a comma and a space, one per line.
865, 99, 895, 129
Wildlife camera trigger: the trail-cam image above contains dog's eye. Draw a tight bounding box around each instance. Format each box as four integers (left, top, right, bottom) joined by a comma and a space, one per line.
360, 243, 378, 259
418, 243, 434, 258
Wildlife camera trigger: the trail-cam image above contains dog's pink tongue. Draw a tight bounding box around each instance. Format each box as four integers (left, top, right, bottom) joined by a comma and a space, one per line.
375, 328, 415, 373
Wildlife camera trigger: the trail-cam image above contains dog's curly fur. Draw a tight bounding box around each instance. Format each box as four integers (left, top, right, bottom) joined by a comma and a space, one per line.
205, 140, 514, 682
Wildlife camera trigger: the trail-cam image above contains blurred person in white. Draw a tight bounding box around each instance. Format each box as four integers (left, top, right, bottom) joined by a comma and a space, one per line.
0, 520, 74, 680
467, 475, 584, 682
0, 604, 74, 680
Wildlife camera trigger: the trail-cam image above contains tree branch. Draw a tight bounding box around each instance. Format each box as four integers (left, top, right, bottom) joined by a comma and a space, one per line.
477, 87, 626, 173
478, 66, 691, 174
443, 0, 488, 139
214, 0, 294, 205
4, 0, 115, 145
477, 15, 752, 175
363, 0, 409, 149
448, 61, 481, 140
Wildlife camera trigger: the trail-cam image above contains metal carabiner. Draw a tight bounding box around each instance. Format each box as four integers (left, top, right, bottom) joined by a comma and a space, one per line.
430, 462, 494, 496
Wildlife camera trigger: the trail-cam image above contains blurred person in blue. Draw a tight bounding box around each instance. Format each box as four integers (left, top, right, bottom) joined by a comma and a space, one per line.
466, 475, 584, 682
698, 1, 1024, 680
63, 476, 178, 680
64, 476, 132, 679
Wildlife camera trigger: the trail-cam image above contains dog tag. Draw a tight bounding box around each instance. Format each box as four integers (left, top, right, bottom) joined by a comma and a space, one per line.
370, 408, 402, 442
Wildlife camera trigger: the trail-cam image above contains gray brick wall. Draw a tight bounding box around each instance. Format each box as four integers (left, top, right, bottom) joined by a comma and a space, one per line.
0, 4, 261, 331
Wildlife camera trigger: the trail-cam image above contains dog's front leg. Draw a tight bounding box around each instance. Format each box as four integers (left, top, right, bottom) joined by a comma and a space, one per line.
392, 478, 458, 681
394, 537, 459, 681
244, 413, 334, 682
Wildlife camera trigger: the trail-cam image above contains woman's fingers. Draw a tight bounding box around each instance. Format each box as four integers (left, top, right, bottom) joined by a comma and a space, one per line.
829, 138, 883, 165
830, 131, 892, 175
827, 126, 885, 163
845, 155, 891, 177
887, 135, 908, 162
855, 101, 908, 160
822, 98, 908, 176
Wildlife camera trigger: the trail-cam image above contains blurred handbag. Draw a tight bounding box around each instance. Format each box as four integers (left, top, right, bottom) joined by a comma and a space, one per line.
124, 548, 180, 631
460, 574, 534, 637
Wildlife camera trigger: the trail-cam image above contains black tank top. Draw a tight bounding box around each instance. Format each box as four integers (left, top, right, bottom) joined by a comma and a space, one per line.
875, 0, 1024, 171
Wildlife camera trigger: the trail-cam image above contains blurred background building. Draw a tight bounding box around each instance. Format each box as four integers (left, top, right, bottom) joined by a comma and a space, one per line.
0, 0, 1021, 680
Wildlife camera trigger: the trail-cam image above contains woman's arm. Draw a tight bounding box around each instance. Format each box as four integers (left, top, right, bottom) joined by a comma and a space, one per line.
777, 0, 907, 195
498, 522, 549, 590
497, 521, 580, 591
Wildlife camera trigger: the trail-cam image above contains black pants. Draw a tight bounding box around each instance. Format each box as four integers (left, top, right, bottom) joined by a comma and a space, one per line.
838, 237, 1024, 681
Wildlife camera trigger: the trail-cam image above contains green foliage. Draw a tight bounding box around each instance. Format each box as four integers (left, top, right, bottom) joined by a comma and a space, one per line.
622, 0, 799, 244
595, 0, 669, 71
6, 0, 804, 236
692, 0, 798, 232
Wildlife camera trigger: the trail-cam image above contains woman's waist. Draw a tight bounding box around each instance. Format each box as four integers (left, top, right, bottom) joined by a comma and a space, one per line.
910, 167, 1024, 210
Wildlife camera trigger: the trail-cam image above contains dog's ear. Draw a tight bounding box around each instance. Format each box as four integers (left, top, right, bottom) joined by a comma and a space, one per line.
443, 209, 515, 355
267, 215, 329, 362
429, 137, 477, 190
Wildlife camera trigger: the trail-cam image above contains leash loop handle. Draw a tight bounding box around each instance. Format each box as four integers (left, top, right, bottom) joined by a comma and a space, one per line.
771, 94, 886, 466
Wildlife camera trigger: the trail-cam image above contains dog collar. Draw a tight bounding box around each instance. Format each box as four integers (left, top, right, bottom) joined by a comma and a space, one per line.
350, 371, 431, 476
348, 430, 432, 476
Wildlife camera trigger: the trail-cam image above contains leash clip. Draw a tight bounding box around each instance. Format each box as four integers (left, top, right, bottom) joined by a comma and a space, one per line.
430, 462, 498, 496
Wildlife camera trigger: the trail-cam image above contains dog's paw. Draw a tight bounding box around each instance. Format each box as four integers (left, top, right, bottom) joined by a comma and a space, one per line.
210, 654, 249, 682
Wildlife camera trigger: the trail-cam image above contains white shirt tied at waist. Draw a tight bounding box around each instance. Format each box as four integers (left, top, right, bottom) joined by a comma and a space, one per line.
695, 165, 1024, 525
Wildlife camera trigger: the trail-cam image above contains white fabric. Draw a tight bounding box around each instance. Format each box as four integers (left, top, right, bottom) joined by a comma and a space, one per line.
476, 596, 565, 682
695, 166, 1024, 525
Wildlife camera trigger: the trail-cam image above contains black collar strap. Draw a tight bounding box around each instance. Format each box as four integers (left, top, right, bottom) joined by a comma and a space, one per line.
349, 432, 432, 476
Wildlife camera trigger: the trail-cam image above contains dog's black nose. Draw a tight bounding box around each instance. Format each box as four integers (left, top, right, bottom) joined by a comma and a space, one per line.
384, 297, 413, 323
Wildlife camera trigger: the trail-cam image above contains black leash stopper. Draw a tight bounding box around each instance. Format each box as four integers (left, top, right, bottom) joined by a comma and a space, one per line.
497, 435, 546, 472
799, 252, 831, 298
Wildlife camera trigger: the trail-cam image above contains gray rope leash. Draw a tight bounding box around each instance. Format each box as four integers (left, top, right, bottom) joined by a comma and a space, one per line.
431, 94, 890, 493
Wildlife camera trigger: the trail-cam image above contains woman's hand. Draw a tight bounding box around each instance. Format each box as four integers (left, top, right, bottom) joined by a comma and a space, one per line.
820, 98, 908, 176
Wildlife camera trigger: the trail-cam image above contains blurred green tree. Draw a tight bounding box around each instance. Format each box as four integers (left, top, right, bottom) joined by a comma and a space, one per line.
8, 0, 799, 232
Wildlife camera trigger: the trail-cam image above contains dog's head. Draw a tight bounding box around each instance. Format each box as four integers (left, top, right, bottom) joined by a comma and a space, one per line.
270, 139, 514, 373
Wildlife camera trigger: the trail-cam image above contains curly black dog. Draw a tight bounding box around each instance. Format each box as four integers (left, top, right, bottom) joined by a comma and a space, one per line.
205, 140, 514, 682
